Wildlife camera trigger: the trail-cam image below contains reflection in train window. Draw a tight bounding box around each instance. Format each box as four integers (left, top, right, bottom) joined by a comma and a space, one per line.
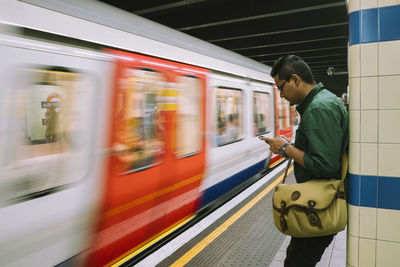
176, 75, 201, 157
113, 68, 165, 173
253, 92, 270, 135
278, 97, 291, 130
1, 66, 95, 204
215, 87, 243, 146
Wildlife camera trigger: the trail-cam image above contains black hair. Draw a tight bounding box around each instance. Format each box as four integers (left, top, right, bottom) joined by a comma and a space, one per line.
270, 55, 315, 84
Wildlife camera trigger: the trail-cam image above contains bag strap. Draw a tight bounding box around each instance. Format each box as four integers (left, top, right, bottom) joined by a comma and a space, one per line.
281, 152, 348, 186
281, 158, 292, 184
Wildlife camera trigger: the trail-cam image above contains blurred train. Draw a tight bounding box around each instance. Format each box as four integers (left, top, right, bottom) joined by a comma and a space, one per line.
269, 84, 298, 168
0, 1, 295, 266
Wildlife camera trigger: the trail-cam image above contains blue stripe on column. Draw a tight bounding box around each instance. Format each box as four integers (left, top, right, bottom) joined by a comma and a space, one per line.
349, 173, 400, 210
349, 5, 400, 45
361, 8, 378, 43
349, 11, 360, 45
360, 175, 377, 207
378, 176, 400, 210
380, 5, 400, 42
349, 174, 360, 205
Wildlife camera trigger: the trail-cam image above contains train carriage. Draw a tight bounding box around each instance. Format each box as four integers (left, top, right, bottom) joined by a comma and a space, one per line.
0, 0, 282, 266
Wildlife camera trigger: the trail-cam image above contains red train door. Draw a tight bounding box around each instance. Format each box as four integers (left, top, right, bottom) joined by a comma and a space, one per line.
270, 84, 294, 167
86, 50, 207, 266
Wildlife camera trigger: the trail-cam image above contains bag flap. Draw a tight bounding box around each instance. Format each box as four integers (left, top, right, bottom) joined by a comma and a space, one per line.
273, 179, 341, 210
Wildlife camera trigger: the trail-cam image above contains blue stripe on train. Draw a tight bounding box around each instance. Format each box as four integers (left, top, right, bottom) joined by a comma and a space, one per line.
199, 159, 266, 208
349, 173, 400, 210
349, 5, 400, 45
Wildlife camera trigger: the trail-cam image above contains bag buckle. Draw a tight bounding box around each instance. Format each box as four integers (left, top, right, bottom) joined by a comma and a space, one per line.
280, 216, 288, 232
307, 212, 323, 229
280, 201, 288, 232
307, 200, 323, 229
308, 213, 318, 224
336, 190, 346, 199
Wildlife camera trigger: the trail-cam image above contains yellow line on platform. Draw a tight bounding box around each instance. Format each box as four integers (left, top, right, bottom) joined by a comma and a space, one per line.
110, 215, 195, 267
171, 166, 294, 267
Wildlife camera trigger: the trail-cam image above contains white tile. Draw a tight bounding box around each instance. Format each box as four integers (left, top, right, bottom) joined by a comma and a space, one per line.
378, 144, 400, 177
350, 110, 361, 142
361, 0, 378, 9
349, 45, 361, 78
360, 110, 378, 142
379, 40, 400, 76
269, 260, 284, 267
360, 77, 378, 110
360, 143, 378, 176
379, 75, 400, 110
334, 230, 348, 251
337, 227, 348, 240
361, 43, 378, 77
348, 205, 360, 237
317, 247, 332, 265
376, 240, 400, 267
327, 240, 335, 251
347, 234, 359, 267
348, 0, 361, 13
349, 142, 361, 175
272, 250, 286, 261
377, 208, 400, 242
378, 0, 400, 8
359, 207, 377, 238
349, 77, 361, 110
281, 236, 290, 248
379, 110, 400, 143
330, 249, 347, 267
316, 258, 330, 267
359, 238, 376, 267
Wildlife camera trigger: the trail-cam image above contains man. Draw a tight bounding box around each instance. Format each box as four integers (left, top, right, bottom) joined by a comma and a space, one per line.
261, 55, 349, 267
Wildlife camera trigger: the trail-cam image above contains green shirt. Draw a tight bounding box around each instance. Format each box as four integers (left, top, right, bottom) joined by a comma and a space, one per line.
294, 83, 349, 183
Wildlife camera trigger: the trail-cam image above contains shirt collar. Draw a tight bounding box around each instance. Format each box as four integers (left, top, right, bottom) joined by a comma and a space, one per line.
296, 82, 324, 116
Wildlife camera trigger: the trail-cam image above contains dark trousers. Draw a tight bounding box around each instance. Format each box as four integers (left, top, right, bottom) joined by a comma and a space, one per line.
284, 234, 335, 267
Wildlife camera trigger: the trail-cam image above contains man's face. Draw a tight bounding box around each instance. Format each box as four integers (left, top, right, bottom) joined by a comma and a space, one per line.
274, 74, 301, 105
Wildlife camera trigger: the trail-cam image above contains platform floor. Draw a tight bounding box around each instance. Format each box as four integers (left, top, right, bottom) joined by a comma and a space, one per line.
270, 229, 347, 267
134, 162, 347, 267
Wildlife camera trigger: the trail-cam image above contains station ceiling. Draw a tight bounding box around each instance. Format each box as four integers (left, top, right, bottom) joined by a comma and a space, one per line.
99, 0, 349, 96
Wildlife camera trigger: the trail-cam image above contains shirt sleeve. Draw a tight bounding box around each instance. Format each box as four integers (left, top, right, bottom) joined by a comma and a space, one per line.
301, 108, 343, 179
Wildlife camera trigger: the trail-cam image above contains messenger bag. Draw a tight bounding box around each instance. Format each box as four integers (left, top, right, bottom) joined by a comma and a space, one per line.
272, 153, 348, 237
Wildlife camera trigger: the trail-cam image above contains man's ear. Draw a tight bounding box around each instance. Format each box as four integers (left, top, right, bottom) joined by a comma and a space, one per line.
292, 74, 301, 86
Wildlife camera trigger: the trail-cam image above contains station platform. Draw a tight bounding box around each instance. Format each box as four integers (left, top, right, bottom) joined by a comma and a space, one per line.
270, 227, 347, 266
134, 162, 347, 267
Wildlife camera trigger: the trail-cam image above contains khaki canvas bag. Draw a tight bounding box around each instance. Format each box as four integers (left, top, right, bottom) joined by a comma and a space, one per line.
272, 153, 348, 237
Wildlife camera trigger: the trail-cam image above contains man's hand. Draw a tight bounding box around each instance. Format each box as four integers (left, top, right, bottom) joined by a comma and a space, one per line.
259, 136, 288, 154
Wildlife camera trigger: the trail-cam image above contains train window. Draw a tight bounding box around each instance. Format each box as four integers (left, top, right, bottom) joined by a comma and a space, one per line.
253, 92, 271, 135
175, 75, 202, 157
1, 66, 95, 204
113, 68, 165, 173
278, 98, 291, 130
215, 87, 244, 146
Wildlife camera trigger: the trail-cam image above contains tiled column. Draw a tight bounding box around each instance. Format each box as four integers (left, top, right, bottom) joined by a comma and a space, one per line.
347, 0, 400, 266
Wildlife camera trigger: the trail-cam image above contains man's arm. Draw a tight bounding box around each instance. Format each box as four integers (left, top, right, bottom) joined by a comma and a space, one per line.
259, 136, 304, 167
285, 144, 304, 167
